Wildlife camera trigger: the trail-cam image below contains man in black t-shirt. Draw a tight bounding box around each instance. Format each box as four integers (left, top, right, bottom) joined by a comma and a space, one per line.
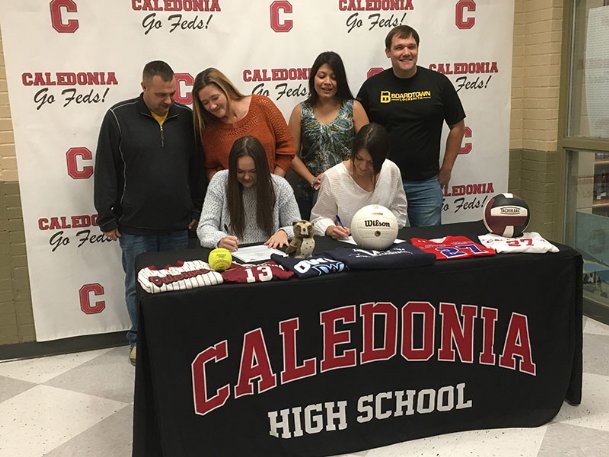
357, 25, 466, 227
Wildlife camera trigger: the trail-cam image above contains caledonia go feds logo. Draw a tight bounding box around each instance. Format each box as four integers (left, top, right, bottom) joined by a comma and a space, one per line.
337, 0, 477, 33
22, 71, 117, 110
49, 0, 223, 35
244, 67, 310, 101
49, 0, 479, 35
21, 70, 195, 109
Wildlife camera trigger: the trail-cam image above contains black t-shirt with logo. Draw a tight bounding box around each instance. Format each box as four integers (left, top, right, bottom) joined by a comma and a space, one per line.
271, 254, 347, 279
325, 242, 436, 270
357, 67, 465, 181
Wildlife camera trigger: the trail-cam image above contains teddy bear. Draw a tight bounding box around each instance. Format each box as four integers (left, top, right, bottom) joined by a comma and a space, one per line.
286, 220, 315, 259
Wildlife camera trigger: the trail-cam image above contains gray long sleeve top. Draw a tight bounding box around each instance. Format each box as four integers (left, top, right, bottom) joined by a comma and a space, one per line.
197, 170, 301, 248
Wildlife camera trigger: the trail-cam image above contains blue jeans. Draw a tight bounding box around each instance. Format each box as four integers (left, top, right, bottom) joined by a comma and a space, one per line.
404, 176, 443, 227
119, 231, 188, 346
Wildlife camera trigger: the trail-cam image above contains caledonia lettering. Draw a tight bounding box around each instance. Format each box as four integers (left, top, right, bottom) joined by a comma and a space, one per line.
149, 268, 212, 286
38, 214, 98, 231
429, 62, 499, 76
244, 68, 310, 82
338, 0, 414, 11
443, 182, 494, 197
22, 72, 118, 86
192, 301, 536, 416
132, 0, 221, 11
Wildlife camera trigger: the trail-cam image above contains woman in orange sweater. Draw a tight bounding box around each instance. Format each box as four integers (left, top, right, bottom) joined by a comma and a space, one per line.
192, 68, 295, 180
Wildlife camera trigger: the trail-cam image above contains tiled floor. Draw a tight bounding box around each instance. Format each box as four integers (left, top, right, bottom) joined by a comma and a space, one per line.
1, 317, 608, 457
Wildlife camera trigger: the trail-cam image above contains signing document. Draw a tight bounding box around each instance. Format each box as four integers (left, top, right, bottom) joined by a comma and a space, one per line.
232, 245, 286, 263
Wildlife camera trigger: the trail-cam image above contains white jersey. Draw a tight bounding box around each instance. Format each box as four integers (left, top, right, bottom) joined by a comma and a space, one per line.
478, 232, 559, 254
138, 260, 223, 294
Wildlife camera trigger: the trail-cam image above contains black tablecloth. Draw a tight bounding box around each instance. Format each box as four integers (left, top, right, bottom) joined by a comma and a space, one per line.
133, 221, 582, 457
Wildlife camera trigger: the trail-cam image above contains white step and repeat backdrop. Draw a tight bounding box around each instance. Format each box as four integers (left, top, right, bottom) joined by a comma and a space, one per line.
0, 0, 514, 341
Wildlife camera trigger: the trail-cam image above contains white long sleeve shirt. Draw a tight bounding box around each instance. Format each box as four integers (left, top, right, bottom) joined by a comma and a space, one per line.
310, 160, 408, 236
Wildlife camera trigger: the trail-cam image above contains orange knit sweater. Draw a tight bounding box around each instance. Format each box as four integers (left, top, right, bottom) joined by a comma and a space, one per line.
201, 95, 295, 175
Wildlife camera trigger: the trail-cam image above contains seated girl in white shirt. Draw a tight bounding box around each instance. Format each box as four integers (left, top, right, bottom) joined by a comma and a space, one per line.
310, 123, 408, 239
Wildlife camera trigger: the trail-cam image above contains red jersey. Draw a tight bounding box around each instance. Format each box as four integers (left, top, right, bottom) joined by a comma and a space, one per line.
410, 236, 495, 260
220, 261, 294, 283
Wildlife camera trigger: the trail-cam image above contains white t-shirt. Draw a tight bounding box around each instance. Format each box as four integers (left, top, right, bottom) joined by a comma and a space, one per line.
310, 160, 408, 236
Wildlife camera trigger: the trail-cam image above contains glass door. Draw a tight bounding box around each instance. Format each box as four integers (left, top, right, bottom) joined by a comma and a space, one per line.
562, 0, 609, 323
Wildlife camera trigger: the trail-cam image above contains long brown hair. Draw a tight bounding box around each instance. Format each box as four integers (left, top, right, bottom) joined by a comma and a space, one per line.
226, 136, 276, 238
192, 68, 246, 141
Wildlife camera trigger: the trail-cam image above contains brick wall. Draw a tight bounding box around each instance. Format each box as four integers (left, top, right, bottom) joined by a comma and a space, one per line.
509, 0, 564, 241
0, 28, 35, 344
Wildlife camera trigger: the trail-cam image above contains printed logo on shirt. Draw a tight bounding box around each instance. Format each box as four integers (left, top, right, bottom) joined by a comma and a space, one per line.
380, 90, 432, 103
351, 247, 411, 257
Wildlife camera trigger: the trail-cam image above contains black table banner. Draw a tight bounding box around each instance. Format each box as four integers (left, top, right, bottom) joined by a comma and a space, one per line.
133, 221, 583, 457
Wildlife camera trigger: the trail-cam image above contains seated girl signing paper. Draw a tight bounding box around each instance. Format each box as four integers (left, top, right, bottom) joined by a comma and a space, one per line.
310, 123, 408, 240
197, 136, 301, 250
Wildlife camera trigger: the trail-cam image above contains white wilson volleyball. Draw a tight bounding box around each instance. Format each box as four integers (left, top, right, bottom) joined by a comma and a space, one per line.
350, 204, 398, 250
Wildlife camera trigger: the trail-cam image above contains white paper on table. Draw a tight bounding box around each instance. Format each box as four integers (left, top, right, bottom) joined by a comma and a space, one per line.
232, 244, 287, 263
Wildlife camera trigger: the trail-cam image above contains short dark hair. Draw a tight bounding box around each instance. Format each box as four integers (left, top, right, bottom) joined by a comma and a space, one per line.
351, 123, 390, 175
306, 51, 354, 106
226, 136, 276, 238
143, 60, 174, 82
385, 25, 420, 49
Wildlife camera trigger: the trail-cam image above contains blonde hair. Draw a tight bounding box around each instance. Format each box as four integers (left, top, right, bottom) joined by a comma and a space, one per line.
192, 68, 246, 140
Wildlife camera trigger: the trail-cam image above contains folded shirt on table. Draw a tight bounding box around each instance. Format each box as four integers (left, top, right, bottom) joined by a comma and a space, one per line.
478, 232, 559, 253
410, 236, 496, 260
138, 260, 223, 293
271, 254, 346, 278
324, 242, 436, 269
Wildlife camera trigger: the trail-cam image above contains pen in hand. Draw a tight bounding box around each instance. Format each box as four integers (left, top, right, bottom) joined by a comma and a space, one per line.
332, 215, 351, 239
221, 224, 240, 251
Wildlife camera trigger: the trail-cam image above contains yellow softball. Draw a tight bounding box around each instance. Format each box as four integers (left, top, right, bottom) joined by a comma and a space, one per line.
208, 248, 232, 272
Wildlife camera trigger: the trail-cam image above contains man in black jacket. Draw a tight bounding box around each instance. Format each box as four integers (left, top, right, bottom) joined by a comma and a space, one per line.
94, 60, 204, 365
